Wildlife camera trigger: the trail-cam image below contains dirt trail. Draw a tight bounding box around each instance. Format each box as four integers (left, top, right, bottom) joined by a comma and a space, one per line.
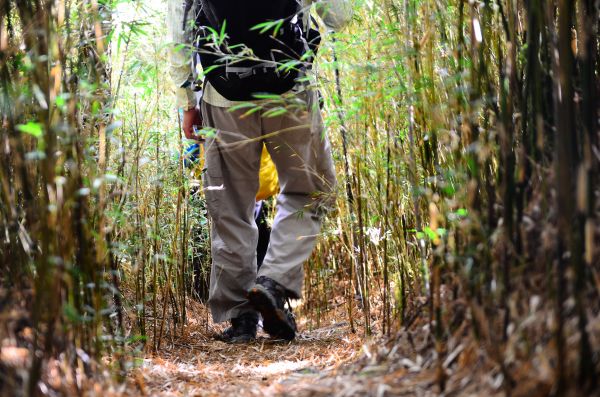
130, 302, 364, 396
125, 299, 518, 397
125, 297, 523, 397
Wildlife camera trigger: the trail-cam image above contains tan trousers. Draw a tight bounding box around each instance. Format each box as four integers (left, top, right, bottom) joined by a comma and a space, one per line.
201, 91, 337, 323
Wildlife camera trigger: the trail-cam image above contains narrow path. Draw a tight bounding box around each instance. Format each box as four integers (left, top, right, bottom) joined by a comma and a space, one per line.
130, 301, 363, 396
126, 298, 513, 397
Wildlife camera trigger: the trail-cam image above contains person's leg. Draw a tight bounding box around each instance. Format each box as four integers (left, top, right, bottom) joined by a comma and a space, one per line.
247, 90, 336, 340
255, 201, 271, 270
201, 100, 263, 323
258, 90, 337, 298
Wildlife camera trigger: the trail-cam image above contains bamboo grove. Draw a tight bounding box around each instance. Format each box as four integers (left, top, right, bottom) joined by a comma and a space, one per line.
0, 0, 599, 395
316, 0, 599, 392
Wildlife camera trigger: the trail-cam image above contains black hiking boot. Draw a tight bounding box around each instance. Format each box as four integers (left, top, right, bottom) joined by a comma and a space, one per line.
247, 276, 297, 341
217, 312, 258, 343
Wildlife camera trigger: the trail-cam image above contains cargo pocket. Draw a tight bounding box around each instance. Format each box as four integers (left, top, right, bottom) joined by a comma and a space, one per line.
203, 137, 224, 223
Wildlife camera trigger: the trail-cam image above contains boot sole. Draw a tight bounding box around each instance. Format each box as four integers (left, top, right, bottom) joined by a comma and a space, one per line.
247, 285, 295, 341
228, 334, 255, 344
215, 333, 255, 344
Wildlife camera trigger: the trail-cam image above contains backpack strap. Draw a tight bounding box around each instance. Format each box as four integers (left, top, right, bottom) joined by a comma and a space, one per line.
225, 61, 280, 79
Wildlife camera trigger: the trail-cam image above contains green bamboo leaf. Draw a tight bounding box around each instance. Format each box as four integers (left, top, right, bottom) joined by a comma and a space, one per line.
424, 227, 438, 241
17, 122, 43, 138
252, 93, 281, 100
263, 107, 288, 118
229, 102, 260, 112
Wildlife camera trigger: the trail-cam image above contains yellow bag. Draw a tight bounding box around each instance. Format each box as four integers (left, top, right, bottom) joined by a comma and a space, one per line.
256, 145, 279, 201
192, 143, 279, 201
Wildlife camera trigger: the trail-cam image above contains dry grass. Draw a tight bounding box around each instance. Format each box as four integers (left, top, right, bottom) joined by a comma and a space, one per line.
125, 299, 363, 396
2, 283, 598, 396
116, 284, 599, 397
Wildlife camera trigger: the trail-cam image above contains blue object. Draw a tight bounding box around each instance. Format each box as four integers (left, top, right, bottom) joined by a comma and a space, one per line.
183, 143, 202, 168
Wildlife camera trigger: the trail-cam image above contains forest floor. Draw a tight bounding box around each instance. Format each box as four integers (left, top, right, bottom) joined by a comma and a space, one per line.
2, 288, 593, 396
127, 299, 367, 396
122, 298, 511, 397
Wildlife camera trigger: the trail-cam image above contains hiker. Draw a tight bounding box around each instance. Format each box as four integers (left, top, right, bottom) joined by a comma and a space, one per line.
168, 0, 353, 343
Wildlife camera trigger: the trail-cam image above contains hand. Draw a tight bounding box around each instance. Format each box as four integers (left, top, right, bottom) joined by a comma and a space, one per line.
182, 108, 203, 141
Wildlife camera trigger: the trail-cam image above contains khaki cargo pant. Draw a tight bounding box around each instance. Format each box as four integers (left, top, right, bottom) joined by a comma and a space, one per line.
201, 91, 336, 323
